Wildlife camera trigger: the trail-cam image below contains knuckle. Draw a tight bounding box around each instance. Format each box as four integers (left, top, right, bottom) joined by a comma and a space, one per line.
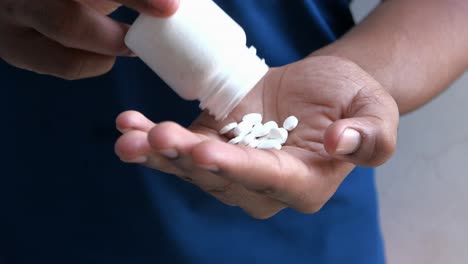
29, 2, 79, 45
298, 203, 323, 214
181, 176, 194, 182
59, 56, 114, 80
206, 183, 238, 206
206, 182, 234, 195
45, 17, 75, 45
252, 153, 287, 196
245, 208, 279, 220
252, 175, 285, 196
253, 186, 277, 196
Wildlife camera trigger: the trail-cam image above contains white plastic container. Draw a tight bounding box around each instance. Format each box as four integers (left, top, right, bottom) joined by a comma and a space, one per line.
125, 0, 269, 120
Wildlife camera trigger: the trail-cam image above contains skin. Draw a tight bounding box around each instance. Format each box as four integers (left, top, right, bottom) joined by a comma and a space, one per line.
115, 57, 399, 218
0, 0, 178, 79
1, 0, 467, 218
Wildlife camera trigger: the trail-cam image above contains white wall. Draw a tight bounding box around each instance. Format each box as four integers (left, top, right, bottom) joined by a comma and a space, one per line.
350, 1, 468, 263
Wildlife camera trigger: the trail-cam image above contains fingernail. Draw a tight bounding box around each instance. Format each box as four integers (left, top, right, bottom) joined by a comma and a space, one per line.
159, 148, 178, 159
199, 164, 219, 173
149, 0, 175, 14
128, 156, 147, 163
336, 128, 361, 155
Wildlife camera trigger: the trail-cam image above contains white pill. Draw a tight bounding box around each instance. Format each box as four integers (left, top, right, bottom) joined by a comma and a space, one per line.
219, 122, 238, 134
257, 139, 282, 150
250, 123, 269, 137
268, 127, 288, 144
242, 113, 262, 124
263, 121, 278, 132
228, 135, 243, 144
247, 139, 260, 148
240, 133, 256, 145
232, 121, 254, 137
283, 116, 298, 131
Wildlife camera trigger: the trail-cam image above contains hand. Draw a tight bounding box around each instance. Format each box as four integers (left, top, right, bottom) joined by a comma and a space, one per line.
115, 56, 399, 219
0, 0, 179, 79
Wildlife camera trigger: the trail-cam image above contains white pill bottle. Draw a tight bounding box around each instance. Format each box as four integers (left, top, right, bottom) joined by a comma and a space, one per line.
125, 0, 269, 120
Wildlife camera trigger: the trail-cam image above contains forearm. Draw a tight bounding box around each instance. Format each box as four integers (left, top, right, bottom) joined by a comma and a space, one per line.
314, 0, 468, 114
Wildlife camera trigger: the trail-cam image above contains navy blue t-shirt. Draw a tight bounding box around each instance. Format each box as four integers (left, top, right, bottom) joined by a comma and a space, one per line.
0, 1, 385, 263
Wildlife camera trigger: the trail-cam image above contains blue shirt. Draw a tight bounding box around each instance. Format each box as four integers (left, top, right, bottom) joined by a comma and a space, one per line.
0, 1, 385, 263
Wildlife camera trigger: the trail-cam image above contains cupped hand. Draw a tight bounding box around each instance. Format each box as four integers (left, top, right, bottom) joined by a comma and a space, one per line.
115, 56, 399, 219
0, 0, 179, 79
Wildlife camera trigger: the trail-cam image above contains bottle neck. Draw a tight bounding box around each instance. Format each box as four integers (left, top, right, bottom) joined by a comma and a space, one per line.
199, 46, 269, 120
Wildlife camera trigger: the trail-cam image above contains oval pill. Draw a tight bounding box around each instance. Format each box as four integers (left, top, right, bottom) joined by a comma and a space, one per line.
257, 139, 282, 150
242, 113, 262, 124
233, 121, 254, 137
247, 139, 260, 148
228, 135, 244, 144
251, 123, 269, 137
283, 116, 298, 131
268, 127, 288, 144
240, 133, 256, 145
263, 121, 278, 132
219, 122, 238, 134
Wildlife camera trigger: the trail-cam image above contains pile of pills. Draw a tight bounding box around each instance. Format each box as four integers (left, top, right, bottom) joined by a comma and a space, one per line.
219, 113, 299, 150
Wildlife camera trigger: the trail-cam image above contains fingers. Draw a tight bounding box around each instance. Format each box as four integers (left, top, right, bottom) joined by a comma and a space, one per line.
146, 122, 227, 184
324, 86, 399, 166
147, 121, 207, 159
17, 0, 130, 56
117, 120, 316, 217
116, 110, 156, 133
113, 0, 179, 16
1, 30, 115, 80
114, 129, 184, 175
191, 141, 328, 213
115, 130, 152, 163
147, 122, 287, 218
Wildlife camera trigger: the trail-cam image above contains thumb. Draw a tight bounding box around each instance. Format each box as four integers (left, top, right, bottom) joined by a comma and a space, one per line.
324, 87, 399, 167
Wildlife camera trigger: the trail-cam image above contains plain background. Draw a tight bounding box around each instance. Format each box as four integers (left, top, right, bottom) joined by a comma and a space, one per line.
350, 1, 468, 263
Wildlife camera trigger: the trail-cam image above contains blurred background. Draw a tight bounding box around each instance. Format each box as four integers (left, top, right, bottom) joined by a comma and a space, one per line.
351, 1, 468, 263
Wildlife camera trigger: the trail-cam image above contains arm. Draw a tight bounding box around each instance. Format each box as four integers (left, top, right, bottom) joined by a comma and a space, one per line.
314, 0, 468, 114
115, 0, 468, 218
115, 1, 468, 218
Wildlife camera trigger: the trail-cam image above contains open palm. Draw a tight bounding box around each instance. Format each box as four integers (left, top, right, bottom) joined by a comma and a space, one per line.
115, 56, 399, 218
